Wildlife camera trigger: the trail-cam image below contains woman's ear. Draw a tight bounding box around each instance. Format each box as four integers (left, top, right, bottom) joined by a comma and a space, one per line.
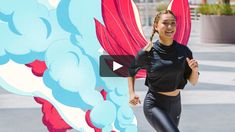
154, 23, 158, 32
155, 26, 158, 33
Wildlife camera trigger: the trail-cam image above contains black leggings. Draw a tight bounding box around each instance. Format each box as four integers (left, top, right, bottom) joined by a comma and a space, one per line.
143, 90, 181, 132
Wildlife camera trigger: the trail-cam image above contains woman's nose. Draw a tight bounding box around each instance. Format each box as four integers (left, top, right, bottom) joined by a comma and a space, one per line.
167, 25, 172, 29
167, 24, 175, 29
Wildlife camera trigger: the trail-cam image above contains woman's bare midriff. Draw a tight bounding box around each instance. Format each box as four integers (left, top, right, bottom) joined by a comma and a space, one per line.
158, 89, 180, 96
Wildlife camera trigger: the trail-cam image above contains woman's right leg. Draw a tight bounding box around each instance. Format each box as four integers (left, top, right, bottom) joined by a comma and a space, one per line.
143, 91, 180, 132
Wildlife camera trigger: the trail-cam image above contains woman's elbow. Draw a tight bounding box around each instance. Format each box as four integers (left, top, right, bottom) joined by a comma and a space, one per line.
191, 82, 197, 86
189, 79, 198, 86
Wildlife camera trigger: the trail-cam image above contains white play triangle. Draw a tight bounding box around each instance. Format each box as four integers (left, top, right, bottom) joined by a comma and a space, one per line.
113, 61, 122, 71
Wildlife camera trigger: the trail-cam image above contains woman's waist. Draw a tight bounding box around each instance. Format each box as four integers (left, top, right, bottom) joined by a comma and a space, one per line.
157, 89, 180, 96
148, 86, 181, 97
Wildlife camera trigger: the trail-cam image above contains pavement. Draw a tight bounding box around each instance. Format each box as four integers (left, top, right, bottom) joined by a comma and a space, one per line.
1, 20, 235, 132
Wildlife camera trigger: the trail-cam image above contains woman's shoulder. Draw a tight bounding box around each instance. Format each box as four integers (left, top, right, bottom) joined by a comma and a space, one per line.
174, 40, 191, 51
174, 40, 192, 57
136, 48, 150, 58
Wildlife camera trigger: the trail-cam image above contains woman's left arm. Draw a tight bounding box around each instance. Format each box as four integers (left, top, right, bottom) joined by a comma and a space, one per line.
186, 58, 199, 86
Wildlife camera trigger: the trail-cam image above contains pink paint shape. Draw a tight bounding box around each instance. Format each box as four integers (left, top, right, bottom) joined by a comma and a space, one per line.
25, 60, 47, 77
34, 97, 72, 132
168, 0, 191, 45
95, 0, 147, 78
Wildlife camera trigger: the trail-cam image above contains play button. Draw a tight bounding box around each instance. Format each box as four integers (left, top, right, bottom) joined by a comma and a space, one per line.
113, 61, 122, 71
99, 55, 134, 77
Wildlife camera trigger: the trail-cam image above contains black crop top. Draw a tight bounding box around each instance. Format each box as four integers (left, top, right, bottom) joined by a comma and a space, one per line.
128, 40, 193, 92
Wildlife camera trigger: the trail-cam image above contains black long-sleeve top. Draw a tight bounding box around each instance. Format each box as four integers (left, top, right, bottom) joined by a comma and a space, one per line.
128, 40, 193, 92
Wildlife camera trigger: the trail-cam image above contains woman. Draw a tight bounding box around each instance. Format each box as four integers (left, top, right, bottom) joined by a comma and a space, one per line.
128, 10, 199, 132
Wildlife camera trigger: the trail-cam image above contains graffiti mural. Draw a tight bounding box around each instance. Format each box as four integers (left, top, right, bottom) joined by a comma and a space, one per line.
0, 0, 191, 131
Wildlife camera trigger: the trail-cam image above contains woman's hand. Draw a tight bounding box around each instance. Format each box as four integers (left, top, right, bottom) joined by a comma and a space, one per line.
186, 58, 198, 72
186, 58, 199, 85
143, 41, 153, 52
129, 93, 141, 106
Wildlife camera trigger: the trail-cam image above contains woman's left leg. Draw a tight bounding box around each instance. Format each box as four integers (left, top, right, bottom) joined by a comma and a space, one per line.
167, 93, 181, 127
143, 91, 182, 131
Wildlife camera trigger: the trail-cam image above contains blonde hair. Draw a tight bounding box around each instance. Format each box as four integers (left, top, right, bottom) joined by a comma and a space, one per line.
149, 10, 176, 42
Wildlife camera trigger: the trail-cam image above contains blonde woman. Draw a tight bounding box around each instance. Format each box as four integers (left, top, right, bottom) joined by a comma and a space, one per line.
128, 10, 199, 132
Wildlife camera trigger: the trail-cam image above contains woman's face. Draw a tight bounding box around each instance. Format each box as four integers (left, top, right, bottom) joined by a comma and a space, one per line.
155, 13, 176, 40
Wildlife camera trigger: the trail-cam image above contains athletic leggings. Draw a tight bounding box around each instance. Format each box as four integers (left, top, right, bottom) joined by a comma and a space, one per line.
143, 90, 181, 132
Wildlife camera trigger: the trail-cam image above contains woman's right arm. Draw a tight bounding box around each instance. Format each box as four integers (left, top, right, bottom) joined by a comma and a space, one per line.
128, 76, 140, 106
128, 42, 153, 106
128, 76, 135, 96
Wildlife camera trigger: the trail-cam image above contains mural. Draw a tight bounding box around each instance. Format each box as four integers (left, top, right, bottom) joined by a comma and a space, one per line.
0, 0, 190, 131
